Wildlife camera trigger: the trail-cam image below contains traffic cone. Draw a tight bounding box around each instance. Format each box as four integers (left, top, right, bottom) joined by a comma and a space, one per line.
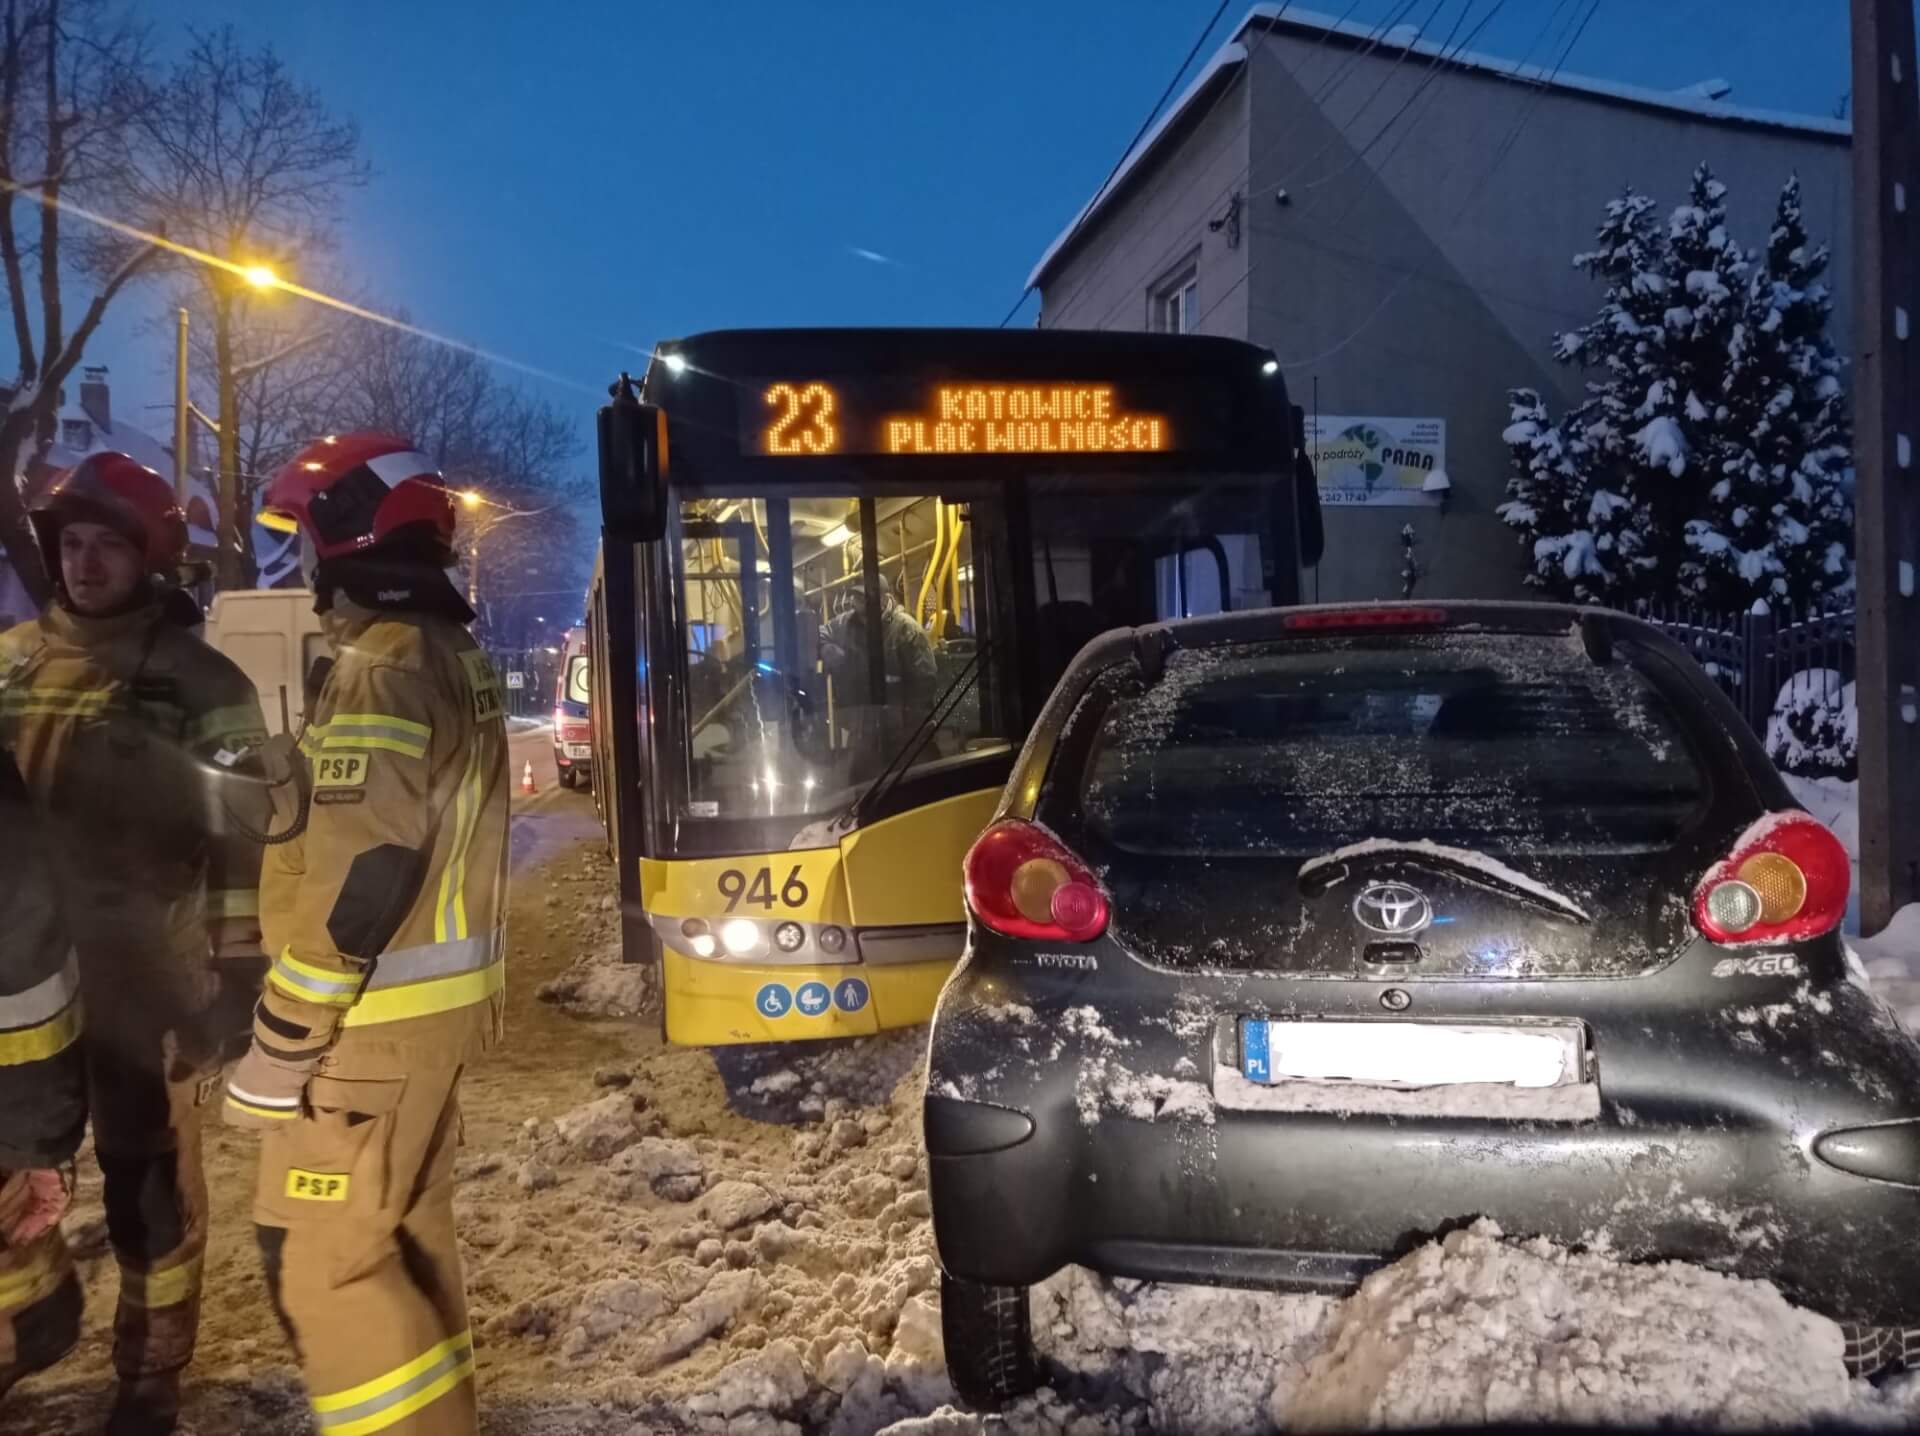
521, 760, 537, 795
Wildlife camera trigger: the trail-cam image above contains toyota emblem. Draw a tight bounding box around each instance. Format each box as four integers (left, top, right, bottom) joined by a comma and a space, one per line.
1353, 881, 1433, 936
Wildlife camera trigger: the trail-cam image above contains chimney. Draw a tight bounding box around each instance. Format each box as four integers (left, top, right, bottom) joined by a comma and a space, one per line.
79, 365, 110, 433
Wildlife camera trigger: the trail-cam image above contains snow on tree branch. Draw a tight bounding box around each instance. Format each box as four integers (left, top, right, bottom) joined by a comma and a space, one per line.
1500, 167, 1853, 609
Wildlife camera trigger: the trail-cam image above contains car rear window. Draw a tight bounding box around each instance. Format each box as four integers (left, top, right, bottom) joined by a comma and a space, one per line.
1062, 632, 1708, 857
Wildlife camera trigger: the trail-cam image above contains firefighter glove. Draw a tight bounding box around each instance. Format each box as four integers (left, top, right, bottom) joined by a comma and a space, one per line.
0, 1165, 74, 1247
223, 1039, 320, 1130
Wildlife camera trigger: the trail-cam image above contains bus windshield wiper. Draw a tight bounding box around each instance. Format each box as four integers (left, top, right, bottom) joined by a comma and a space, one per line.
843, 640, 992, 830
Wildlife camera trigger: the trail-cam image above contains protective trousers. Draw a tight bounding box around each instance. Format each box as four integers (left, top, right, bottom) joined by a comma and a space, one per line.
254, 1064, 473, 1436
87, 1029, 214, 1380
0, 1198, 81, 1393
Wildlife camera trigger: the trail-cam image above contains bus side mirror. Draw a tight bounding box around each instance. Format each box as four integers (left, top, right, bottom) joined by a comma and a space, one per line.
598, 373, 668, 543
1290, 404, 1324, 569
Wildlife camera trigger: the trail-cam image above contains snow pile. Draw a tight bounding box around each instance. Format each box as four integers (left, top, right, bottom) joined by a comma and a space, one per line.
873, 1220, 1916, 1435
1287, 1221, 1848, 1430
1030, 1267, 1339, 1433
1853, 904, 1920, 1034
723, 1029, 928, 1122
1767, 668, 1857, 779
533, 850, 658, 1019
452, 1032, 963, 1435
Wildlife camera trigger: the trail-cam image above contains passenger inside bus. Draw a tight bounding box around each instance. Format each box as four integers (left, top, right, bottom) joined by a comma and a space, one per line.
674, 489, 1266, 831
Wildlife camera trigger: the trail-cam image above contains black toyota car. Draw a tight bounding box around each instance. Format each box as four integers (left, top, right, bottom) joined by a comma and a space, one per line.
925, 602, 1920, 1409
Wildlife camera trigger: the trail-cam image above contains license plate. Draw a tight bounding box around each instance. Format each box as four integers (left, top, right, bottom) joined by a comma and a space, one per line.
1240, 1019, 1583, 1089
565, 744, 591, 758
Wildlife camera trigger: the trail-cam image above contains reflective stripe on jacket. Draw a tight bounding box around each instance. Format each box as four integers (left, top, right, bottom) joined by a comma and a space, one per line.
0, 748, 85, 1169
259, 600, 508, 1054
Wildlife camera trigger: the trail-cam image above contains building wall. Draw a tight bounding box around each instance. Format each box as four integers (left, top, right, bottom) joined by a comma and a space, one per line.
1038, 68, 1251, 337
1037, 25, 1852, 604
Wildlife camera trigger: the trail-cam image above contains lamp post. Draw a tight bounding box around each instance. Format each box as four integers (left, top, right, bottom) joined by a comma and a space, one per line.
457, 488, 552, 640
206, 260, 283, 590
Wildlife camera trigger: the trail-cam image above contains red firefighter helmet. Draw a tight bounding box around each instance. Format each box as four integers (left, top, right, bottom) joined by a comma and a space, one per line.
30, 451, 188, 577
260, 433, 454, 562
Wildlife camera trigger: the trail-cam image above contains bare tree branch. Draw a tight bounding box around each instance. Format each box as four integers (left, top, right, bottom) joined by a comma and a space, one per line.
0, 0, 153, 609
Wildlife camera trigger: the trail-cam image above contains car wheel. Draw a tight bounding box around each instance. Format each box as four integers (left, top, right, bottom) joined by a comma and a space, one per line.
940, 1271, 1036, 1411
558, 767, 575, 789
1842, 1323, 1920, 1380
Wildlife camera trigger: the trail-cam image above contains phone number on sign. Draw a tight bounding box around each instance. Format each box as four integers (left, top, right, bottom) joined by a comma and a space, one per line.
1316, 488, 1437, 506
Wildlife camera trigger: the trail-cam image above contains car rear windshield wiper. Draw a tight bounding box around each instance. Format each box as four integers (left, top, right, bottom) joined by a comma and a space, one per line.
1297, 838, 1592, 925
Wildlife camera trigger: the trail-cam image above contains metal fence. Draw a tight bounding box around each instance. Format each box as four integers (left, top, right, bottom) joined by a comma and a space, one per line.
1633, 601, 1856, 739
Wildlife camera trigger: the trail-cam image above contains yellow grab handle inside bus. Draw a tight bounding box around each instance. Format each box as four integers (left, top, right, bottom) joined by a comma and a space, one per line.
915, 500, 947, 629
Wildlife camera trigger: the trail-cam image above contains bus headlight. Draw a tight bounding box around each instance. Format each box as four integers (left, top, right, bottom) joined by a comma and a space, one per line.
773, 921, 806, 953
681, 918, 716, 958
720, 918, 760, 956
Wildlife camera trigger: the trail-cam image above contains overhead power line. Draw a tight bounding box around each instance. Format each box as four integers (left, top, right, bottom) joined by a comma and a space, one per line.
997, 0, 1234, 327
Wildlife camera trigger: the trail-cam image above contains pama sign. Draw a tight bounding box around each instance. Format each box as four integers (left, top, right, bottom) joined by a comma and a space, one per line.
1307, 416, 1447, 507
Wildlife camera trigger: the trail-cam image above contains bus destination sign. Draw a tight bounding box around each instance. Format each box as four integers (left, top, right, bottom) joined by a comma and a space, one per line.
748, 380, 1173, 458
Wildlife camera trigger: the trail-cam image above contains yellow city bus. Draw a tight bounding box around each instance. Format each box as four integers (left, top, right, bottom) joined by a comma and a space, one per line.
587, 327, 1321, 1045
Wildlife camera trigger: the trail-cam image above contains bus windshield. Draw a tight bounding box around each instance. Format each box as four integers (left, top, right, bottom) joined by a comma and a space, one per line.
671, 493, 1005, 833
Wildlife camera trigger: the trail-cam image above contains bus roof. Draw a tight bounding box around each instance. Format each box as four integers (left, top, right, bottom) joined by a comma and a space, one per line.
648, 326, 1280, 376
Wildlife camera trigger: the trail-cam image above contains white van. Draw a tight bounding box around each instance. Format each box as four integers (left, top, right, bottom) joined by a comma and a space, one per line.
205, 588, 327, 735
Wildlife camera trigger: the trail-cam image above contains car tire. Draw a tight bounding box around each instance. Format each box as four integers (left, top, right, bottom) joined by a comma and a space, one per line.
558, 767, 575, 789
1842, 1322, 1920, 1380
941, 1272, 1036, 1412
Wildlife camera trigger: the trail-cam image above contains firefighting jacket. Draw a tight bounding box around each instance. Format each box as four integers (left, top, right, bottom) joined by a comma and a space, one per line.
0, 601, 269, 1045
250, 598, 508, 1074
0, 746, 84, 1170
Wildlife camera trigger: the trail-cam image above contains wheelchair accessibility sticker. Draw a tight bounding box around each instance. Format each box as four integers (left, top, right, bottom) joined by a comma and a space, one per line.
834, 978, 870, 1013
755, 983, 792, 1018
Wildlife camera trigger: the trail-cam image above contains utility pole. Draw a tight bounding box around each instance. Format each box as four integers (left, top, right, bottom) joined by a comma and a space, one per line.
173, 307, 191, 507
1851, 0, 1920, 933
211, 281, 242, 591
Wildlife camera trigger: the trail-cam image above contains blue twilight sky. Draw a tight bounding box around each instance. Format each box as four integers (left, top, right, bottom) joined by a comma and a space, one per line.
92, 0, 1856, 451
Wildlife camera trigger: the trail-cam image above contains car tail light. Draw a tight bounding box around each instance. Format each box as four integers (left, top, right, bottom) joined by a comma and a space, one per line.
964, 820, 1109, 942
1282, 607, 1448, 632
1692, 813, 1850, 945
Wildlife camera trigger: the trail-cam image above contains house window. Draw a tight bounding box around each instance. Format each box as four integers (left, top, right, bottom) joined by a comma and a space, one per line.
1151, 259, 1199, 334
61, 418, 92, 449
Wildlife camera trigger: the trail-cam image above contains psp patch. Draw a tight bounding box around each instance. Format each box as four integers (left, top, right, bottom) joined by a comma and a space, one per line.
313, 752, 368, 803
284, 1168, 351, 1202
460, 650, 505, 723
313, 753, 368, 787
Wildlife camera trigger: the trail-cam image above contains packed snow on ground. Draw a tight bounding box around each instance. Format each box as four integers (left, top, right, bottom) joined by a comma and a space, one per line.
416, 1022, 1919, 1436
532, 857, 657, 1020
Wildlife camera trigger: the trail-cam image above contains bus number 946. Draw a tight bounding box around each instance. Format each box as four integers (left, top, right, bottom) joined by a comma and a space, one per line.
717, 865, 810, 912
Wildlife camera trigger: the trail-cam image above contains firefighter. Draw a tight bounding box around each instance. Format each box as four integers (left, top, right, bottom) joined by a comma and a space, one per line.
0, 453, 268, 1433
228, 433, 508, 1435
0, 744, 86, 1408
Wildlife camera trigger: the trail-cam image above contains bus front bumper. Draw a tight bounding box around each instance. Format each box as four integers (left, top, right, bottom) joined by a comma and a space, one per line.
658, 946, 951, 1046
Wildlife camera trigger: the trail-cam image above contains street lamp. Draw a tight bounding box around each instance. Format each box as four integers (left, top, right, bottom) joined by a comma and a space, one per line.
456, 487, 555, 634
181, 252, 293, 589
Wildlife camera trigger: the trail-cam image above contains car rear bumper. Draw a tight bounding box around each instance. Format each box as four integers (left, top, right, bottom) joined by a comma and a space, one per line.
926, 971, 1920, 1326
